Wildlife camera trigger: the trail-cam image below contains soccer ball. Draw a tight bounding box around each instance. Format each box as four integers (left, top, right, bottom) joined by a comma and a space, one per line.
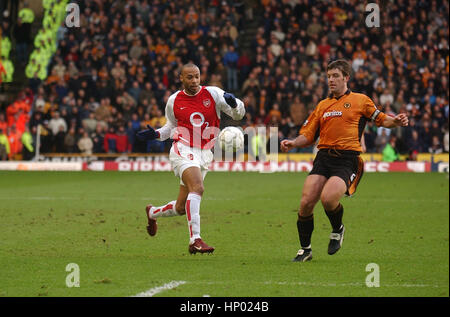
219, 126, 244, 152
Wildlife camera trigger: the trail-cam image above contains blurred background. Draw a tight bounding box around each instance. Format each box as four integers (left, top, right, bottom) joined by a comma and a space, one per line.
0, 0, 448, 163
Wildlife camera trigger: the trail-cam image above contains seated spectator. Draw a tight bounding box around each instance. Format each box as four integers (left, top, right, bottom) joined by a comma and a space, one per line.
39, 120, 53, 153
21, 126, 34, 160
428, 135, 444, 154
82, 112, 98, 135
0, 128, 10, 160
149, 109, 166, 129
91, 124, 105, 153
64, 127, 77, 153
48, 111, 67, 136
78, 131, 94, 155
407, 130, 424, 153
0, 113, 7, 132
443, 124, 449, 153
382, 136, 400, 162
116, 125, 130, 153
54, 124, 66, 153
104, 126, 118, 153
375, 129, 389, 153
7, 125, 22, 159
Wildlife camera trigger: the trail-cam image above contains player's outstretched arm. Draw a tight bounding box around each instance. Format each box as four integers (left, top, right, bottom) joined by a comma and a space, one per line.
381, 113, 409, 128
136, 125, 160, 141
280, 134, 310, 152
223, 92, 237, 108
221, 91, 245, 120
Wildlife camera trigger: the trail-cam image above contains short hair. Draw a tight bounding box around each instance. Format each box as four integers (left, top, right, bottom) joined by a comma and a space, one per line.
327, 59, 352, 78
180, 63, 199, 75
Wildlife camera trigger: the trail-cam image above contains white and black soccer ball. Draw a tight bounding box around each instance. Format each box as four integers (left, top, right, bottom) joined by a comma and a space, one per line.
219, 126, 244, 152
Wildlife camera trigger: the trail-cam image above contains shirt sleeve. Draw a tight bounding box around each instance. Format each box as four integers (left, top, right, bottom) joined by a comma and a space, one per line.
206, 86, 246, 121
156, 92, 178, 141
299, 105, 321, 144
362, 95, 387, 127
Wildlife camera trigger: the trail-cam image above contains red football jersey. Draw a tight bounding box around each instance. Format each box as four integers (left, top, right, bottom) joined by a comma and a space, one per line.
172, 87, 220, 149
157, 86, 246, 149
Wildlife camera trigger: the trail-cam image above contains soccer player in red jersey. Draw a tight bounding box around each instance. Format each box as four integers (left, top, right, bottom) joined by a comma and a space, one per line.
137, 64, 245, 254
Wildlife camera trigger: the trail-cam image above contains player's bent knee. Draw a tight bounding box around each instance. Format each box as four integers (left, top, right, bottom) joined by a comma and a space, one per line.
320, 195, 340, 211
299, 199, 315, 217
190, 184, 204, 196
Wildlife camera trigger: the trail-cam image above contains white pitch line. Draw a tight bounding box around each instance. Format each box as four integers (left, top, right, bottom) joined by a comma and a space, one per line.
132, 280, 186, 297
131, 280, 442, 297
187, 280, 443, 289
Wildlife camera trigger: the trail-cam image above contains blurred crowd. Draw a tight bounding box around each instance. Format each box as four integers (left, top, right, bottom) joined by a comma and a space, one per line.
0, 0, 449, 161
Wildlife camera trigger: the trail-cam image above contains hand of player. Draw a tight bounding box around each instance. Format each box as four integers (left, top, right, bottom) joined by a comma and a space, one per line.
394, 113, 409, 127
280, 139, 295, 152
136, 125, 159, 141
223, 92, 237, 108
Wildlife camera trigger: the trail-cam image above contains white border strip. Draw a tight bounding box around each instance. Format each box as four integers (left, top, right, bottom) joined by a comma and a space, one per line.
132, 280, 187, 297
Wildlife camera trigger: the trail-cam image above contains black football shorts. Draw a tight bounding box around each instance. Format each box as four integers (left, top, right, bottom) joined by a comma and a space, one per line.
310, 149, 364, 196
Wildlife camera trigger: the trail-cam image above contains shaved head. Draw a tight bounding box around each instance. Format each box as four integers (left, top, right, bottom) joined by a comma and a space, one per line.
180, 63, 201, 95
180, 63, 200, 75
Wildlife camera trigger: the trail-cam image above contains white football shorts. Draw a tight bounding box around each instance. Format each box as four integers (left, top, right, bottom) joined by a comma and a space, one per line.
169, 141, 214, 185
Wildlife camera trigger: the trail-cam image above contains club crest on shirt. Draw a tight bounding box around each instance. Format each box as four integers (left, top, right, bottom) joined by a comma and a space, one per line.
203, 99, 211, 107
344, 103, 351, 109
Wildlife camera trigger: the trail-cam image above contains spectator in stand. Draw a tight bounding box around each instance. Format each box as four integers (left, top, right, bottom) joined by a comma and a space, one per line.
21, 126, 34, 160
39, 121, 53, 153
64, 127, 77, 153
82, 112, 98, 135
407, 130, 424, 154
428, 135, 444, 154
382, 136, 400, 162
104, 126, 118, 153
116, 125, 130, 153
91, 124, 106, 153
78, 131, 94, 155
375, 129, 389, 153
48, 111, 67, 136
443, 124, 449, 153
7, 125, 22, 160
13, 17, 31, 66
54, 124, 66, 153
223, 45, 239, 92
0, 128, 10, 160
0, 113, 7, 132
146, 108, 165, 153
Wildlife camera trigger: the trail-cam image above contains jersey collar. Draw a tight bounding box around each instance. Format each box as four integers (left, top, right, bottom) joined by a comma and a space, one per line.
329, 89, 351, 100
183, 86, 203, 96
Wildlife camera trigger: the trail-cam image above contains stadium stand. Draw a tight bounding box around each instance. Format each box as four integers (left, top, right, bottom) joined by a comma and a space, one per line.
0, 0, 448, 160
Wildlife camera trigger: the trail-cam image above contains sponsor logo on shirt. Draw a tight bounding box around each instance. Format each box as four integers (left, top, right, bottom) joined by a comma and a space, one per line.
323, 111, 343, 119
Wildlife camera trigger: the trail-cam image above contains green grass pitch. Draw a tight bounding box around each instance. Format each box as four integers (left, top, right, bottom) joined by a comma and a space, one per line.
0, 171, 448, 297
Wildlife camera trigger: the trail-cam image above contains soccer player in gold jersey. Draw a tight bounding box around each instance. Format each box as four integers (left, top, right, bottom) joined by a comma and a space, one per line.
281, 60, 408, 262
